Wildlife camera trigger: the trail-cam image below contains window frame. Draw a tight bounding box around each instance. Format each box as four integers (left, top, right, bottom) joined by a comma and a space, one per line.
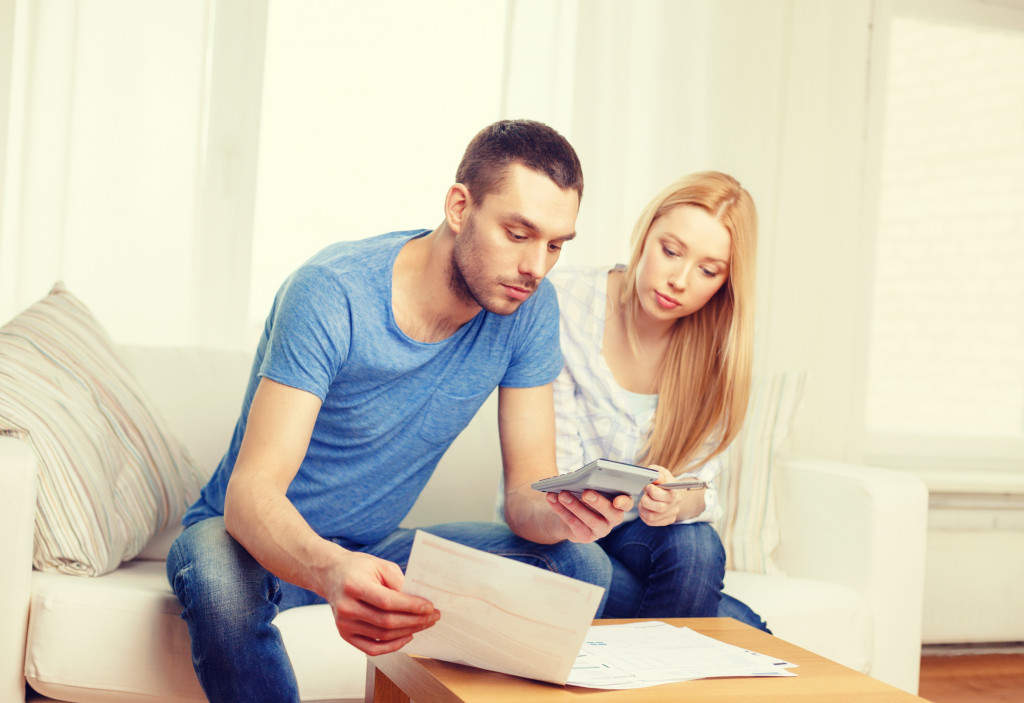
860, 0, 1024, 480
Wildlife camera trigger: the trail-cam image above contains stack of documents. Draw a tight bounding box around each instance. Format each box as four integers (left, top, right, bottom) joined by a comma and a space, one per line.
401, 531, 797, 689
570, 620, 797, 689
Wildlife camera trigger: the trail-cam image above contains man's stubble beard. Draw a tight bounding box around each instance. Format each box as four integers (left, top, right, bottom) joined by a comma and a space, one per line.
449, 230, 487, 309
448, 219, 536, 316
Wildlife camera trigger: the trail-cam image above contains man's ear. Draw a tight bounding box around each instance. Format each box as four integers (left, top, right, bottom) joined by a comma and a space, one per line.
444, 183, 472, 234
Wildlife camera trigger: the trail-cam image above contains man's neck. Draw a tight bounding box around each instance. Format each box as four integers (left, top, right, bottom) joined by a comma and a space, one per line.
392, 225, 481, 343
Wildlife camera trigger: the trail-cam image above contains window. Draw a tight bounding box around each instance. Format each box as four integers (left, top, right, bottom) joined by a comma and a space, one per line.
865, 1, 1024, 468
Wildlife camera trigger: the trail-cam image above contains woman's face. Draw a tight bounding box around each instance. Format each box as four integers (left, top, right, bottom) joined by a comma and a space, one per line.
634, 204, 731, 326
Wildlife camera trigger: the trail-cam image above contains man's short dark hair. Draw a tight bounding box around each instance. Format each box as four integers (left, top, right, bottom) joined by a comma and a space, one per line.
455, 120, 583, 205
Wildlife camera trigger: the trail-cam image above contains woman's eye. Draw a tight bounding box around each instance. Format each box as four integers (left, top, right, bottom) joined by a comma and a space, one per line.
701, 267, 718, 278
662, 246, 678, 257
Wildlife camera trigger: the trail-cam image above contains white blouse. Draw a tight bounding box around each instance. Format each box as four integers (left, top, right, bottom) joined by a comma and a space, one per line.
548, 265, 721, 524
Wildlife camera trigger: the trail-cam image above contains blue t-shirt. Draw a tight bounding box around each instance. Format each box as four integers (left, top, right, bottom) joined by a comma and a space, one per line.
182, 230, 563, 546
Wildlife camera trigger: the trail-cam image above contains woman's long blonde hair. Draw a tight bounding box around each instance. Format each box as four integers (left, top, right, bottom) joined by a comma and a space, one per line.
620, 171, 757, 474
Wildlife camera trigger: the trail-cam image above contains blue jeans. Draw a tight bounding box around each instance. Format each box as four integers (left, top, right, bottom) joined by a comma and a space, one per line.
598, 518, 770, 632
166, 517, 612, 703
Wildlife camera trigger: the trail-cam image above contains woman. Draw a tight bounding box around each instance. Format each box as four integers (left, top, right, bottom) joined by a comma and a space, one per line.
549, 171, 767, 629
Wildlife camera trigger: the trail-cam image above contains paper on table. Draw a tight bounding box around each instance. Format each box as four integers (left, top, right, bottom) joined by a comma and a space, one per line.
568, 621, 797, 689
400, 530, 604, 685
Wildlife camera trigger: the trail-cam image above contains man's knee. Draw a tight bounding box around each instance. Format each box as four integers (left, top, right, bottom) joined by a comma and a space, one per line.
167, 517, 279, 617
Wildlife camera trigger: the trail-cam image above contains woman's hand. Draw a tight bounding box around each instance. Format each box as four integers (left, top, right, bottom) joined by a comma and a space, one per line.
638, 465, 706, 527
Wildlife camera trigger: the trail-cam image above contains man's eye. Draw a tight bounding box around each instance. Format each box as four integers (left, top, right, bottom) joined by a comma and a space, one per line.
549, 243, 562, 252
508, 230, 527, 241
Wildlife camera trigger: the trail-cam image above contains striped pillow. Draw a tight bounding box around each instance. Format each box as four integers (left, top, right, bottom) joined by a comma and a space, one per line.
716, 372, 807, 575
0, 283, 203, 576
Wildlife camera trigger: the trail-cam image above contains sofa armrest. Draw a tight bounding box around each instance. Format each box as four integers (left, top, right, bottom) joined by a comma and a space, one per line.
0, 436, 38, 703
774, 455, 928, 692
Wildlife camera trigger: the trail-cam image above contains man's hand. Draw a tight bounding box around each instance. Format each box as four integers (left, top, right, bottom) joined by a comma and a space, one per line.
543, 489, 632, 543
325, 551, 440, 656
638, 465, 706, 527
500, 384, 634, 543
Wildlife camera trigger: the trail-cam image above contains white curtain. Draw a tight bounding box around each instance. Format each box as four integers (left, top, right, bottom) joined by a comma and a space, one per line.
0, 0, 883, 461
507, 0, 879, 460
0, 0, 265, 348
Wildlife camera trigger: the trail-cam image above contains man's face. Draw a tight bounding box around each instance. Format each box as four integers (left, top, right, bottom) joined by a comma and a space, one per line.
450, 163, 579, 315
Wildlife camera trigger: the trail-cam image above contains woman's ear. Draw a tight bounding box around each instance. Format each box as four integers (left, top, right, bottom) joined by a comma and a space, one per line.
444, 183, 471, 234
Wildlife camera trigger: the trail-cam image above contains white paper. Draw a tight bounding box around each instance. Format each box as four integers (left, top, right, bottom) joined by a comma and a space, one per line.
400, 530, 605, 684
568, 621, 798, 689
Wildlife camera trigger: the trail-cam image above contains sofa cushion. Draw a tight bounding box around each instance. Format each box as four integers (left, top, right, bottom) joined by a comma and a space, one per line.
26, 562, 366, 703
0, 283, 203, 576
118, 345, 252, 479
116, 345, 254, 562
724, 569, 872, 674
716, 372, 807, 575
24, 562, 870, 703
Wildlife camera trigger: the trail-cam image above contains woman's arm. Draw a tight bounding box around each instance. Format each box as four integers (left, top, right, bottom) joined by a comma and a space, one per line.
674, 449, 723, 524
637, 465, 708, 526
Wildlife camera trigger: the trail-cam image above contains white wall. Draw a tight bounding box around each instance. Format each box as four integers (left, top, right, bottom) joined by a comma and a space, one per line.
1, 0, 1019, 477
249, 0, 508, 335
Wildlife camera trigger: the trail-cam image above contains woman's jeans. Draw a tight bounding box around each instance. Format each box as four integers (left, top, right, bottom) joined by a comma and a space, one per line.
166, 517, 612, 703
598, 518, 770, 632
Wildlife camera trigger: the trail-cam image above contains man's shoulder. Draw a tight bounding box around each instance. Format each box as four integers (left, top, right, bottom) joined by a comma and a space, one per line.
302, 229, 428, 276
273, 230, 428, 324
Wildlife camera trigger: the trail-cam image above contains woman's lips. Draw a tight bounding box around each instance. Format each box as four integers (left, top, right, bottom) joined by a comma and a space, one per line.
655, 291, 680, 309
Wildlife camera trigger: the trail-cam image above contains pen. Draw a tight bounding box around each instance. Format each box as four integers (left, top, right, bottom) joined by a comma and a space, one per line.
656, 479, 708, 491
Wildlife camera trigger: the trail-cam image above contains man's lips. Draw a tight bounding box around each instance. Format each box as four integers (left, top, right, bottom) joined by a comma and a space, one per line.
502, 284, 534, 301
655, 292, 680, 309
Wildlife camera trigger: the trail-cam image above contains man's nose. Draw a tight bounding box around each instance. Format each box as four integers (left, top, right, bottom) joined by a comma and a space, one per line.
519, 243, 549, 279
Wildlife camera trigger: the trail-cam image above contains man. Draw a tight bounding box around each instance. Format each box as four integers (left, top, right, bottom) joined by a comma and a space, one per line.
167, 120, 633, 703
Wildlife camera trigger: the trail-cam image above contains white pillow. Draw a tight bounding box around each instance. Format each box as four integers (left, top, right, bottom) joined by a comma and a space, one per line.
0, 283, 203, 576
716, 372, 807, 575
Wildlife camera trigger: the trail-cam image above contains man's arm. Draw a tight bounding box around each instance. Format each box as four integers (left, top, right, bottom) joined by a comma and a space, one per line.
223, 377, 438, 655
551, 364, 586, 476
498, 384, 631, 544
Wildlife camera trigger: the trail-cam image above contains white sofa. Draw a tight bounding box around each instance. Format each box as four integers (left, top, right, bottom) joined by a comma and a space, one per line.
2, 345, 929, 702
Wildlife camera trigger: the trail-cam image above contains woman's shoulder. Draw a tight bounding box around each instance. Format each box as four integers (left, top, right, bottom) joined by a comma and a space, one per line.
547, 265, 615, 350
548, 264, 618, 306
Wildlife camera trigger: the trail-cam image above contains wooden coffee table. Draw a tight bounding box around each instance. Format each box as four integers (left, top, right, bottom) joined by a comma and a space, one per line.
365, 618, 929, 702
